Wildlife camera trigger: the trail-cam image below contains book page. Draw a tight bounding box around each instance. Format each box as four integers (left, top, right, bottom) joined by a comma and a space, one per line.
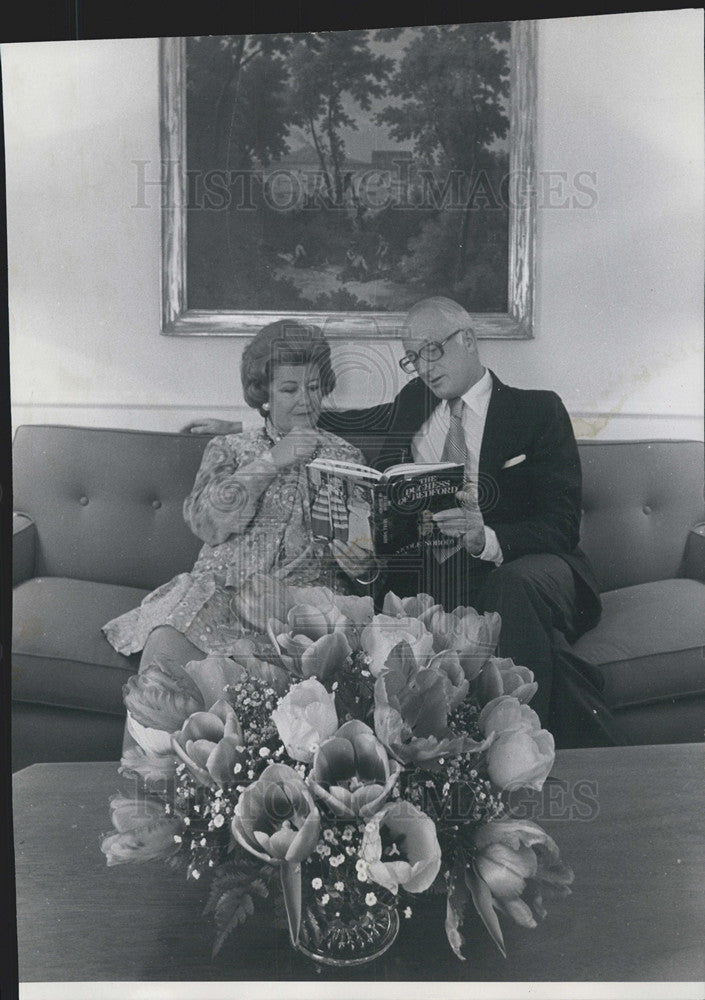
382, 461, 462, 478
308, 457, 382, 481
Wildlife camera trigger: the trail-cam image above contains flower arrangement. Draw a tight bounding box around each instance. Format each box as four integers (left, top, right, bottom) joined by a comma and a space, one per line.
102, 577, 573, 965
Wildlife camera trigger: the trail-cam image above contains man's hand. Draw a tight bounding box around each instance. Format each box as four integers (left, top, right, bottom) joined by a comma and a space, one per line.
181, 419, 242, 435
432, 485, 485, 556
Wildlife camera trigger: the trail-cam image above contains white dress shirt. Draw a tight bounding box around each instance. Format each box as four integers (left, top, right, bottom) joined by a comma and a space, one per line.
411, 368, 503, 565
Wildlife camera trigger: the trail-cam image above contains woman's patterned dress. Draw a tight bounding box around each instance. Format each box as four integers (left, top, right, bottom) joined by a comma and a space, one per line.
102, 427, 366, 657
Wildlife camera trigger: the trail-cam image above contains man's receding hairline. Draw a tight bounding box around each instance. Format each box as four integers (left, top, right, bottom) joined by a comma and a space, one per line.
404, 296, 473, 332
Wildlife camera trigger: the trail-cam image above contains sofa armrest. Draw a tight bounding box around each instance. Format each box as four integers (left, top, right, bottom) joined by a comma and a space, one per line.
681, 523, 705, 583
13, 513, 36, 585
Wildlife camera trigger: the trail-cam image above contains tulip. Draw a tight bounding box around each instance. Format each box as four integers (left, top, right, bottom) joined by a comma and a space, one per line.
328, 593, 375, 629
271, 678, 338, 763
476, 657, 538, 706
467, 818, 573, 955
123, 663, 204, 732
230, 572, 292, 633
231, 763, 321, 864
360, 800, 442, 894
373, 641, 488, 766
231, 762, 321, 946
172, 699, 246, 788
420, 605, 502, 679
360, 614, 434, 677
274, 629, 352, 683
426, 649, 470, 711
286, 586, 374, 630
126, 712, 175, 756
225, 637, 290, 696
381, 591, 441, 620
118, 746, 176, 786
486, 728, 555, 792
182, 655, 250, 712
478, 695, 541, 738
308, 720, 401, 820
101, 795, 181, 866
268, 600, 356, 681
123, 662, 206, 755
284, 601, 354, 642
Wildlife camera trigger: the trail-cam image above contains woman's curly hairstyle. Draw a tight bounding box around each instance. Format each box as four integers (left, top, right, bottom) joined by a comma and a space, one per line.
241, 320, 336, 417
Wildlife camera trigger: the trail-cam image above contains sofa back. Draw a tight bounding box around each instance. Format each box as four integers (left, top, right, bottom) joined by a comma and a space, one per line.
13, 425, 704, 594
13, 425, 207, 590
578, 439, 703, 592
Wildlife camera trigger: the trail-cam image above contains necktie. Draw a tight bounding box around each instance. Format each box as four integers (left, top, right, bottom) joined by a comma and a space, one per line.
430, 397, 468, 566
441, 397, 469, 469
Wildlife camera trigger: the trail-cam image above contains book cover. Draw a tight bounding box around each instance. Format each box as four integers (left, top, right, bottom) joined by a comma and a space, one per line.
306, 458, 465, 558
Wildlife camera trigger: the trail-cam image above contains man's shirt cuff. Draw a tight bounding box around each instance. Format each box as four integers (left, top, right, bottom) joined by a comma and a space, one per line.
475, 526, 504, 566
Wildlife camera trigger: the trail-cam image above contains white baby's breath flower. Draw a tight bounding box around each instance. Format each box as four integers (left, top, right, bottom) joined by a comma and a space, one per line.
334, 881, 344, 892
311, 877, 323, 890
365, 892, 377, 907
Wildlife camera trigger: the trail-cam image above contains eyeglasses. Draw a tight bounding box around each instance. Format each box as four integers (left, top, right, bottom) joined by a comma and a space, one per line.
398, 327, 468, 374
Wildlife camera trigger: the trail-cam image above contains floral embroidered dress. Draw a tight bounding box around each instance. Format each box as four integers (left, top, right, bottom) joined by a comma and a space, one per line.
102, 427, 366, 657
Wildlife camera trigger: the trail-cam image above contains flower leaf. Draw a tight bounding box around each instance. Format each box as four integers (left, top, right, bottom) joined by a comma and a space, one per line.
211, 889, 255, 957
280, 860, 303, 947
466, 863, 507, 958
445, 858, 472, 961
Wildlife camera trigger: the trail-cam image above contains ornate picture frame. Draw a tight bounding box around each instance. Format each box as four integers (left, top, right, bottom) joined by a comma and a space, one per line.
160, 21, 536, 338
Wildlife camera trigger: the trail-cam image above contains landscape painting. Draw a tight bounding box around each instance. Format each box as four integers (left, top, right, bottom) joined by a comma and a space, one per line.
184, 24, 512, 319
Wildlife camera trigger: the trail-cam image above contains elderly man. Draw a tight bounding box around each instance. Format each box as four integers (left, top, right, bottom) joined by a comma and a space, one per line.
372, 296, 602, 724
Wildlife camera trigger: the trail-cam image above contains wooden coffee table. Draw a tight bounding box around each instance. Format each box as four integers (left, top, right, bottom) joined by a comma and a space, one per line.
12, 743, 705, 983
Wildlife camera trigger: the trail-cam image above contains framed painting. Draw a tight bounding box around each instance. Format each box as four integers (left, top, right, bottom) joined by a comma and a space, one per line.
160, 20, 536, 338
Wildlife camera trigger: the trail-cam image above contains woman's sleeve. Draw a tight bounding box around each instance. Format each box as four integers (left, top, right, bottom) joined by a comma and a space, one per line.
182, 436, 279, 546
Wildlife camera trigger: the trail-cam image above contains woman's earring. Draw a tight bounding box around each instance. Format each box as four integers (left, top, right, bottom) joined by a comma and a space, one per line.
262, 402, 270, 412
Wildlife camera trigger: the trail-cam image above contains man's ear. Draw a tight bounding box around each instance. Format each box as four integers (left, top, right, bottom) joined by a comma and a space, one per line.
461, 327, 478, 353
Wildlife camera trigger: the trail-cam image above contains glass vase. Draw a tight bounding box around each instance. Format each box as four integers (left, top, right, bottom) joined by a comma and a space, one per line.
296, 886, 399, 967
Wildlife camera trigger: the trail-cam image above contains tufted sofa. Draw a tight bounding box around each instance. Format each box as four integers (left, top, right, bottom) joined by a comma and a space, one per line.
11, 422, 705, 770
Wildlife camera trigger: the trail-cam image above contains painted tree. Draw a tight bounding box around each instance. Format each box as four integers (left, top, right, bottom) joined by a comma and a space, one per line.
285, 31, 394, 206
187, 35, 295, 169
375, 23, 510, 285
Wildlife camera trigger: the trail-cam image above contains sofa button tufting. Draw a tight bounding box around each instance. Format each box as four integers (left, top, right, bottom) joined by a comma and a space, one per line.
642, 504, 652, 515
79, 496, 89, 506
152, 499, 162, 510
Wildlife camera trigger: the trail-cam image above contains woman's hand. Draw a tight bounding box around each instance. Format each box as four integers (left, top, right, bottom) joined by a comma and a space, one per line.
269, 428, 324, 471
330, 539, 380, 585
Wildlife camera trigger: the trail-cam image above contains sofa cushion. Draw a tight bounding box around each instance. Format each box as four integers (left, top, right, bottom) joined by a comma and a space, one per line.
13, 577, 146, 716
571, 579, 705, 709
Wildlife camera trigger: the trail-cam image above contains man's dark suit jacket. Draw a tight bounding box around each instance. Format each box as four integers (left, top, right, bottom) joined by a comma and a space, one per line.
319, 370, 601, 629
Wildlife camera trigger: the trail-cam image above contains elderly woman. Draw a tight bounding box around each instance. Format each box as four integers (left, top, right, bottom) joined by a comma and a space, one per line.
103, 320, 375, 672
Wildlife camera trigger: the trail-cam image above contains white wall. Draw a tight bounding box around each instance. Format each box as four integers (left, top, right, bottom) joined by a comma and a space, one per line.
4, 10, 703, 440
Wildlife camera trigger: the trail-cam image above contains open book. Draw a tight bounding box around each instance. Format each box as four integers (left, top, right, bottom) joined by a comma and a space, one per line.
307, 457, 466, 558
